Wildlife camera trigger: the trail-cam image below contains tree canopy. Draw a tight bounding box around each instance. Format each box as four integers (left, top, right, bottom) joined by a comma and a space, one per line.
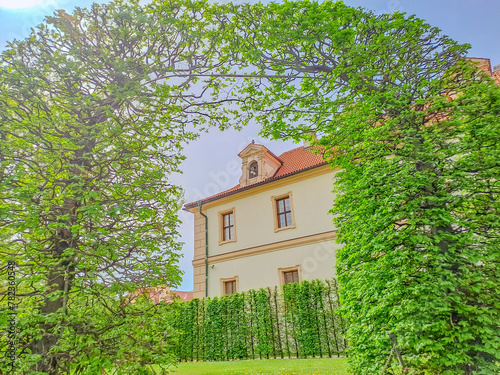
205, 1, 500, 373
0, 0, 227, 373
1, 0, 499, 374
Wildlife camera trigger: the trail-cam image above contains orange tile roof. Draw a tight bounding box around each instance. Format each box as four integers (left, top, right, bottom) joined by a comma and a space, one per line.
471, 57, 499, 84
185, 58, 498, 210
129, 286, 194, 304
170, 290, 194, 301
492, 70, 500, 84
184, 145, 327, 209
273, 145, 326, 178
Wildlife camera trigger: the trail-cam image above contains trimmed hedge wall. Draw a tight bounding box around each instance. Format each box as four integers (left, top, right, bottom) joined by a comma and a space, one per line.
172, 279, 347, 361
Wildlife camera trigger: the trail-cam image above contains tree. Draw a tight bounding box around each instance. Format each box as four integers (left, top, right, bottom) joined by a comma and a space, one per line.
0, 0, 227, 373
207, 1, 500, 373
2, 0, 498, 373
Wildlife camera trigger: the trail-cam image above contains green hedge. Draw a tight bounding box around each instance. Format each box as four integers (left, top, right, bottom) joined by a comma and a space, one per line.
172, 279, 347, 361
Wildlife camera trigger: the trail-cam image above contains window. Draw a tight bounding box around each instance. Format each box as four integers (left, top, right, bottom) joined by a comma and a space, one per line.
276, 197, 292, 228
220, 276, 238, 295
224, 280, 237, 295
279, 266, 301, 285
223, 212, 234, 241
283, 270, 299, 284
271, 193, 296, 232
249, 161, 258, 179
218, 208, 236, 245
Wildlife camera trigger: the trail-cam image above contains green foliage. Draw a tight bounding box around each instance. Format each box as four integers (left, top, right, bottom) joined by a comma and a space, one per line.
327, 62, 500, 375
61, 296, 178, 375
254, 288, 273, 358
170, 357, 350, 375
283, 279, 347, 359
174, 279, 346, 362
202, 1, 500, 373
0, 0, 228, 373
2, 0, 498, 373
227, 292, 248, 360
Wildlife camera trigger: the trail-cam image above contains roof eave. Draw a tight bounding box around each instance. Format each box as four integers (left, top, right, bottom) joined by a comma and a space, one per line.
183, 161, 329, 211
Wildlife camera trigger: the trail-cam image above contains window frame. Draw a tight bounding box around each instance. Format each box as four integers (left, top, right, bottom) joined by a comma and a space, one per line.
271, 192, 296, 232
278, 265, 301, 286
218, 208, 237, 245
220, 276, 239, 296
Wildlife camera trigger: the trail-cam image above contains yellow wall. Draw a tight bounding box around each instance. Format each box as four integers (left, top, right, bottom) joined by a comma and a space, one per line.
206, 168, 338, 256
207, 239, 340, 296
190, 166, 340, 297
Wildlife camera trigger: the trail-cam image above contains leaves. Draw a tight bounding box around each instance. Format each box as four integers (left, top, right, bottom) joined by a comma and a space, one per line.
174, 279, 346, 362
204, 2, 500, 373
0, 0, 230, 372
1, 0, 498, 373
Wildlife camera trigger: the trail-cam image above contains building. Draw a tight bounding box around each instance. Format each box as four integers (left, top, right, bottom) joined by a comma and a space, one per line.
129, 286, 193, 304
184, 57, 500, 299
183, 141, 341, 298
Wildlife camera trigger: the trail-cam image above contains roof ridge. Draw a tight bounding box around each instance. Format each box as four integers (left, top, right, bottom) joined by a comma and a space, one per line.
277, 145, 305, 157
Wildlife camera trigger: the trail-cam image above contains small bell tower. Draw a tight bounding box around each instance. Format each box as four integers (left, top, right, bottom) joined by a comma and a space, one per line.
238, 142, 282, 187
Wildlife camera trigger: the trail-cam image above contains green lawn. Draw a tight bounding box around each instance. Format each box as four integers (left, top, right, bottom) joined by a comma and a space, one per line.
169, 357, 349, 375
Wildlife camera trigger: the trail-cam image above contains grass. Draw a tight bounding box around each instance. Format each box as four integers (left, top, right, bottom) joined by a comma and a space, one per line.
168, 357, 349, 375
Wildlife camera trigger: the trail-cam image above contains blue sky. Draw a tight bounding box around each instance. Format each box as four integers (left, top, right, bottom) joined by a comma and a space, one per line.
2, 0, 499, 291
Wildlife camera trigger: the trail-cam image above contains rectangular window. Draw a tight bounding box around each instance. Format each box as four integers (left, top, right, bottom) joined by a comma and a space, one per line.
283, 270, 299, 284
271, 193, 296, 233
222, 212, 234, 241
276, 197, 292, 228
224, 279, 237, 295
218, 208, 236, 245
221, 276, 238, 295
279, 266, 301, 286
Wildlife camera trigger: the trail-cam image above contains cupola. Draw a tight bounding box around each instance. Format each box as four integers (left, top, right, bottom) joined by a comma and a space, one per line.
238, 141, 282, 187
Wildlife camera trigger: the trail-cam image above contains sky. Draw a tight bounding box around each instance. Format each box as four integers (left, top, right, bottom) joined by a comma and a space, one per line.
1, 0, 499, 291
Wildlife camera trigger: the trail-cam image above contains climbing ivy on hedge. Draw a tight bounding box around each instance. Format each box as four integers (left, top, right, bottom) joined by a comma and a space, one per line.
173, 278, 347, 362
